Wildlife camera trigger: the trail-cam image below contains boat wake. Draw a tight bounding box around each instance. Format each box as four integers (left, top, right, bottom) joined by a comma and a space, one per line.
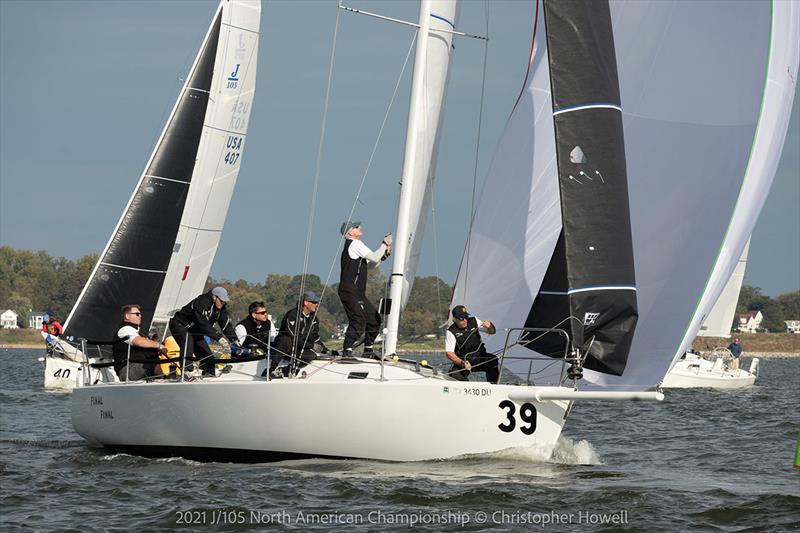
465, 436, 601, 466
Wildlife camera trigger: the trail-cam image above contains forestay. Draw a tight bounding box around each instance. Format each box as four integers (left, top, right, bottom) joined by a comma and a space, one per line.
452, 0, 799, 390
64, 0, 260, 342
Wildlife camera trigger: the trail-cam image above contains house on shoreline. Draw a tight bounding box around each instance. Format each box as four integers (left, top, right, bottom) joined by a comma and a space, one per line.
1, 309, 19, 329
737, 310, 764, 333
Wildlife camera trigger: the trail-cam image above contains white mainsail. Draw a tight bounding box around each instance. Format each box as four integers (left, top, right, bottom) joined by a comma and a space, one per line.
154, 0, 260, 323
452, 0, 799, 389
384, 0, 459, 354
697, 238, 750, 338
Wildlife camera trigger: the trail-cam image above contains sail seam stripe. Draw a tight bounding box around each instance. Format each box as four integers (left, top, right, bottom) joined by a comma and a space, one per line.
204, 124, 248, 136
179, 225, 222, 233
187, 87, 210, 94
552, 103, 622, 116
100, 262, 167, 274
222, 22, 258, 36
144, 175, 190, 185
540, 286, 637, 295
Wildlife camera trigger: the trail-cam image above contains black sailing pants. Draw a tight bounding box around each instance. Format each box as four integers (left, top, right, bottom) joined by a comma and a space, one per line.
339, 289, 381, 352
170, 327, 215, 375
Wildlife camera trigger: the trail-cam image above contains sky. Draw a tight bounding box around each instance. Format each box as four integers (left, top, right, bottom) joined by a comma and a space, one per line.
0, 0, 798, 297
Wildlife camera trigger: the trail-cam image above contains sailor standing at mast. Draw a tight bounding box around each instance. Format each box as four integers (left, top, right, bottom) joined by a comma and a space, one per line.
338, 221, 391, 356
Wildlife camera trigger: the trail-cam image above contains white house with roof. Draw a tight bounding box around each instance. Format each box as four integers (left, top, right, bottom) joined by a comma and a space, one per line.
785, 320, 800, 334
737, 310, 763, 333
1, 309, 19, 329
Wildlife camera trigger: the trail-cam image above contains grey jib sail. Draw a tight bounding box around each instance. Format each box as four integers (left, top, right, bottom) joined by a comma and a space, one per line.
522, 0, 637, 376
64, 11, 222, 342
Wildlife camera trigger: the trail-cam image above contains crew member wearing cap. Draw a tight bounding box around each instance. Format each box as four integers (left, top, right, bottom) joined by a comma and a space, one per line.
338, 221, 391, 357
445, 305, 499, 383
168, 286, 238, 376
235, 301, 274, 355
272, 291, 330, 374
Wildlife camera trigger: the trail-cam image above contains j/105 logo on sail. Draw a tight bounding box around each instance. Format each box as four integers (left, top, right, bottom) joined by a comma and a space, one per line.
227, 64, 240, 89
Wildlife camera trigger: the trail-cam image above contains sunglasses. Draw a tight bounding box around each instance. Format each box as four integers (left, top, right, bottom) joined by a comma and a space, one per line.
127, 312, 142, 316
254, 311, 267, 315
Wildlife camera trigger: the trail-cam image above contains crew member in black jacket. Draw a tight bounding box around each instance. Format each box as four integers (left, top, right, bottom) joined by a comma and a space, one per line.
273, 291, 330, 373
168, 286, 238, 376
234, 301, 273, 355
113, 304, 166, 381
338, 221, 391, 357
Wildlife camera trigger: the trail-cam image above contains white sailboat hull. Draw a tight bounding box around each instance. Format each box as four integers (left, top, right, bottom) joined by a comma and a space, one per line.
40, 332, 117, 391
41, 356, 84, 391
71, 361, 569, 462
661, 355, 757, 389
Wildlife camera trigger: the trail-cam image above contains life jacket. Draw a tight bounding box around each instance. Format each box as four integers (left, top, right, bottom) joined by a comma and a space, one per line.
447, 317, 487, 360
236, 315, 272, 353
340, 239, 368, 295
111, 321, 157, 375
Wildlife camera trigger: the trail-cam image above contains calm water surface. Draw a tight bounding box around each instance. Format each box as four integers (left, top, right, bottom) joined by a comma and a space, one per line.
1, 348, 798, 531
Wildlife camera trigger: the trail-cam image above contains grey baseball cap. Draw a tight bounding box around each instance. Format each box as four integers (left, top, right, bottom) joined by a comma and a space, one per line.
211, 286, 230, 302
303, 291, 320, 303
340, 220, 361, 235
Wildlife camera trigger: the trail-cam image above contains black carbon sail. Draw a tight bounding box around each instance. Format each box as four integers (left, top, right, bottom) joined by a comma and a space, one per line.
64, 10, 223, 342
522, 0, 637, 376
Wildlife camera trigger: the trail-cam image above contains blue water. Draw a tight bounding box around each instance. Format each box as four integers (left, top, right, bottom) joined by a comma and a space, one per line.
1, 348, 798, 531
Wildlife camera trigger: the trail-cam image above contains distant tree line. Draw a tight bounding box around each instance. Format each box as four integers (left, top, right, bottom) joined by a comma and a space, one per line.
736, 285, 800, 332
4, 246, 796, 336
0, 246, 453, 339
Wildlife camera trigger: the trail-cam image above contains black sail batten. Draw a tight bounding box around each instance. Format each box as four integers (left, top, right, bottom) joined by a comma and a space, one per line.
521, 0, 638, 376
65, 10, 223, 343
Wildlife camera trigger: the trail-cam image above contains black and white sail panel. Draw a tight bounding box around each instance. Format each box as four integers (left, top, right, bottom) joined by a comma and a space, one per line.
155, 0, 260, 323
522, 0, 637, 376
65, 1, 261, 342
452, 0, 798, 389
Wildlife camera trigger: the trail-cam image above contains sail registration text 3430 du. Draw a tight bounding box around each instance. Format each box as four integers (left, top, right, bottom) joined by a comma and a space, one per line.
68, 0, 798, 462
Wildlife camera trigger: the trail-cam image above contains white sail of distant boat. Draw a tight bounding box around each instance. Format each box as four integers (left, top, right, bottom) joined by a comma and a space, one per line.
70, 1, 796, 464
697, 238, 751, 338
44, 0, 259, 390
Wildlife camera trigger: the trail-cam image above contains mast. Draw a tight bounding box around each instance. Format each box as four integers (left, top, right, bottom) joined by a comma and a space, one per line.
381, 0, 458, 355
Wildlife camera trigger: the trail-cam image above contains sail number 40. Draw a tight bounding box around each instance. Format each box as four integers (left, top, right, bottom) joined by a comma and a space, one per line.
498, 400, 537, 435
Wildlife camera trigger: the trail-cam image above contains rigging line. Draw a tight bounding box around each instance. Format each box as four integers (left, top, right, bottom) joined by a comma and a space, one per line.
463, 1, 491, 301
311, 30, 419, 339
295, 2, 343, 356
